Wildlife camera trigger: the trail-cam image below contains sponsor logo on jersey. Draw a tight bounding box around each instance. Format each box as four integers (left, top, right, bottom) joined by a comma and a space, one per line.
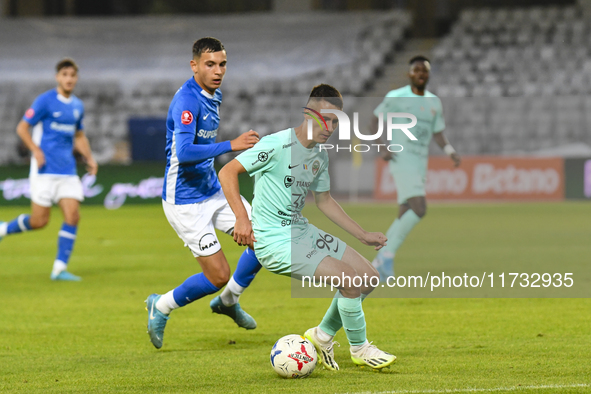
50, 122, 76, 133
25, 108, 35, 119
199, 233, 218, 251
251, 149, 274, 166
282, 141, 296, 149
258, 152, 269, 162
181, 110, 194, 125
296, 181, 311, 187
197, 129, 218, 139
284, 175, 295, 188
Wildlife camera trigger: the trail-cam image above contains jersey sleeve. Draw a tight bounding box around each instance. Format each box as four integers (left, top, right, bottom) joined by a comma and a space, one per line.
77, 104, 85, 131
309, 159, 330, 193
172, 94, 231, 164
432, 98, 446, 134
23, 95, 48, 126
235, 134, 279, 176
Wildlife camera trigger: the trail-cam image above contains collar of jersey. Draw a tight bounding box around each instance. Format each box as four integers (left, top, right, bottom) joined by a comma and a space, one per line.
199, 89, 214, 99
188, 77, 215, 99
56, 92, 73, 104
291, 128, 314, 152
405, 84, 432, 98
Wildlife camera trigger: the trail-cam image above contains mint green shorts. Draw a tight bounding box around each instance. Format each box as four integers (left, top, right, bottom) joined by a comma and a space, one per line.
389, 160, 427, 204
255, 224, 347, 280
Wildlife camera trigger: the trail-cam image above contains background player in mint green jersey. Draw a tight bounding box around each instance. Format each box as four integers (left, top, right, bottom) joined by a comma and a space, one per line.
371, 56, 461, 280
219, 84, 396, 371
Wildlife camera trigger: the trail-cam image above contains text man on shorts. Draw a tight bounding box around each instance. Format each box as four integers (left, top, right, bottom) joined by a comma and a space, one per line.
145, 37, 263, 349
1, 58, 98, 281
219, 84, 397, 370
371, 56, 461, 280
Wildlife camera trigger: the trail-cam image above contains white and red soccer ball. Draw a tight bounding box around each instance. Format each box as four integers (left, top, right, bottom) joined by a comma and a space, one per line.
270, 334, 317, 378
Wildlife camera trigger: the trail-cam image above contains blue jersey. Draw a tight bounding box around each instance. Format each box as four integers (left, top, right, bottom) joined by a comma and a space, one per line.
23, 89, 84, 176
162, 77, 232, 205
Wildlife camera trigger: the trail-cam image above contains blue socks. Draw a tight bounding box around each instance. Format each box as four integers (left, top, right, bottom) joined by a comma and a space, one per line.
163, 248, 261, 312
173, 273, 220, 307
5, 214, 32, 235
219, 248, 262, 306
233, 248, 262, 287
56, 223, 77, 264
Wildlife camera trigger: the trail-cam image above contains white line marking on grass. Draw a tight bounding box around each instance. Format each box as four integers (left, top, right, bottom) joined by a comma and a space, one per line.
337, 383, 590, 394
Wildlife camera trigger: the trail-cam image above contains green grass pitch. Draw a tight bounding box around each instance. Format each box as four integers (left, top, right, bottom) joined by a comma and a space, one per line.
1, 202, 590, 393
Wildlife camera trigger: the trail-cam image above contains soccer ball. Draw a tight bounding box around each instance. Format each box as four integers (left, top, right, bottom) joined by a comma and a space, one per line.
270, 334, 318, 378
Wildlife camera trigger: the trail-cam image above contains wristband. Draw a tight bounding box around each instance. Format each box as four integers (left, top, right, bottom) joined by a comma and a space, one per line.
443, 144, 456, 156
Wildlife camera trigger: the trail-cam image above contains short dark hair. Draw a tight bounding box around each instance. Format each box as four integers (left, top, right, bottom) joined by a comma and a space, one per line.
56, 58, 78, 73
307, 84, 343, 109
192, 37, 225, 58
409, 55, 430, 66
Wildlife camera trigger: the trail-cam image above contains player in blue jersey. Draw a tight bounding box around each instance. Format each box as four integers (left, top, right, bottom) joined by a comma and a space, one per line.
145, 37, 263, 349
0, 58, 97, 281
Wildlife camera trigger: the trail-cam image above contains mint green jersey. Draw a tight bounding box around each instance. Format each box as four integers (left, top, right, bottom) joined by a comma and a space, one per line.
374, 85, 445, 165
236, 128, 330, 251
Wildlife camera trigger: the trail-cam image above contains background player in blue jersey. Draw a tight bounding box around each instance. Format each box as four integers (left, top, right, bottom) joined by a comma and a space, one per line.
145, 37, 263, 349
0, 58, 97, 281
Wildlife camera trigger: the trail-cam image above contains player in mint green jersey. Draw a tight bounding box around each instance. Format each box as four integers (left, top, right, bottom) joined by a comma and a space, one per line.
219, 84, 396, 371
371, 56, 461, 280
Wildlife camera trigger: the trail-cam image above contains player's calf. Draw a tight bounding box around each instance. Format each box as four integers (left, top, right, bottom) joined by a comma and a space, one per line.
0, 215, 34, 238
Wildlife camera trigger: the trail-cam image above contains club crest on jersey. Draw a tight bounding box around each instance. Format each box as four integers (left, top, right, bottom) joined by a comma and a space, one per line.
74, 109, 80, 120
284, 175, 295, 188
181, 110, 194, 125
25, 108, 35, 119
312, 160, 320, 175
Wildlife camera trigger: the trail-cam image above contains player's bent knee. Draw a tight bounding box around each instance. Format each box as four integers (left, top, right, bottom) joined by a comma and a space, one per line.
30, 216, 49, 229
208, 271, 230, 288
65, 210, 80, 225
340, 287, 361, 299
413, 206, 426, 218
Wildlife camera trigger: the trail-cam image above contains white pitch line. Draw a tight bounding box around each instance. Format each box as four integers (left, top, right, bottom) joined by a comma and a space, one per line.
337, 383, 590, 394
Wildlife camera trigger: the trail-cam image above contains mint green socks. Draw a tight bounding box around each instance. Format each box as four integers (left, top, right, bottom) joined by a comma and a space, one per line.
318, 294, 368, 346
381, 209, 422, 256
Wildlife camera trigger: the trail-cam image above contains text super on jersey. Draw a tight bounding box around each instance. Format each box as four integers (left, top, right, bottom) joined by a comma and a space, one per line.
163, 77, 228, 205
23, 89, 84, 176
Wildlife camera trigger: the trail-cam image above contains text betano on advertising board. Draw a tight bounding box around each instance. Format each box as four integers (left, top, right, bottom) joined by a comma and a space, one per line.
375, 156, 564, 201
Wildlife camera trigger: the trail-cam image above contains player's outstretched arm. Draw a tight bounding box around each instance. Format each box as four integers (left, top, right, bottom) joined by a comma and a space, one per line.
74, 131, 98, 175
16, 120, 45, 168
230, 130, 260, 152
433, 131, 461, 167
175, 129, 259, 165
313, 190, 386, 251
219, 159, 256, 247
